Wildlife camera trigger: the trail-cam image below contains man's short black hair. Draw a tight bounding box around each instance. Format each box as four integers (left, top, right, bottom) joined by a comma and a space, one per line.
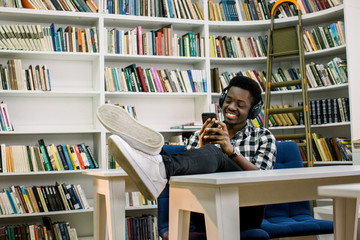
227, 76, 262, 106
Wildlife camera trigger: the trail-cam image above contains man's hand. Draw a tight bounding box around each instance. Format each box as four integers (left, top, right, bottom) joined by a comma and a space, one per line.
200, 120, 233, 156
199, 118, 218, 147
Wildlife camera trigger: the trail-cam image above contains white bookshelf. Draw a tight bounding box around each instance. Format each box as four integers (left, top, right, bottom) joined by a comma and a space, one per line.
0, 0, 358, 238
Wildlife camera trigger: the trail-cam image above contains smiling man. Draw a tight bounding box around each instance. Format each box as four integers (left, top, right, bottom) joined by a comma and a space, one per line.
98, 75, 277, 236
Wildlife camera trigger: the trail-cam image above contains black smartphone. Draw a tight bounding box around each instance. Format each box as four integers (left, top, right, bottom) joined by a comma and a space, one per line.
201, 112, 218, 128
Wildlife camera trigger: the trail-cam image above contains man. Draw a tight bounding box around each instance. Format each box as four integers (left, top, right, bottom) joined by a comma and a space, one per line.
97, 75, 277, 233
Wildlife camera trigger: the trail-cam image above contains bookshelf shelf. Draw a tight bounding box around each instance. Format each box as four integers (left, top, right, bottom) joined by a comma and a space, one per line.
269, 83, 348, 95
0, 208, 94, 219
103, 14, 204, 29
0, 129, 100, 134
269, 121, 351, 131
104, 54, 206, 63
158, 128, 201, 133
0, 170, 101, 176
0, 50, 100, 61
208, 45, 346, 64
313, 161, 353, 166
305, 45, 346, 59
0, 8, 99, 24
0, 91, 101, 97
125, 205, 158, 211
105, 91, 207, 98
210, 57, 267, 64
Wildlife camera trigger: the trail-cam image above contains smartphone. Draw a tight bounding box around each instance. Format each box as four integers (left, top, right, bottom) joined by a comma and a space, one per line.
201, 112, 218, 128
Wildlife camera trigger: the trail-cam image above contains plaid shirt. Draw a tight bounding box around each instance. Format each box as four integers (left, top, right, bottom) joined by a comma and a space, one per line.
187, 124, 277, 170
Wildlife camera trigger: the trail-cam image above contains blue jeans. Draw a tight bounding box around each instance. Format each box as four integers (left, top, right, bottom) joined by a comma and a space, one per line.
161, 144, 265, 231
162, 144, 242, 178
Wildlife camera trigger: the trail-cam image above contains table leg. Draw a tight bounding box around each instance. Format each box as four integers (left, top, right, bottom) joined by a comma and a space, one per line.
169, 185, 240, 240
204, 187, 240, 240
333, 197, 359, 240
94, 189, 106, 240
93, 177, 126, 240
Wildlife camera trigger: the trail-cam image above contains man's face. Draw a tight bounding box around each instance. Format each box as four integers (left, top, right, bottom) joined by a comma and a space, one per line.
221, 86, 253, 126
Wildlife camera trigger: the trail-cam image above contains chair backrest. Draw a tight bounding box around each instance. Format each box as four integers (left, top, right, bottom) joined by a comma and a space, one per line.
264, 141, 311, 219
273, 141, 303, 170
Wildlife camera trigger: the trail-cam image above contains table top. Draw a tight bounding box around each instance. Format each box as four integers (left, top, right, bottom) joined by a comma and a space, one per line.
318, 182, 360, 198
83, 169, 127, 177
169, 165, 360, 185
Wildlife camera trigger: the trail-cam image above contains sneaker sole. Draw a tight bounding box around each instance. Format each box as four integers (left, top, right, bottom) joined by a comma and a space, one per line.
108, 135, 158, 201
97, 104, 164, 155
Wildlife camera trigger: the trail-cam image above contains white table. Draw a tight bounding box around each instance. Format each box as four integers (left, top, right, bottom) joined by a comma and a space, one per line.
169, 166, 360, 240
85, 170, 137, 240
318, 183, 360, 240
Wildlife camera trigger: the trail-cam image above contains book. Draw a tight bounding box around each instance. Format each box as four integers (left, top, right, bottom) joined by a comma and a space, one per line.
38, 139, 53, 171
72, 145, 85, 169
60, 145, 74, 170
67, 145, 81, 170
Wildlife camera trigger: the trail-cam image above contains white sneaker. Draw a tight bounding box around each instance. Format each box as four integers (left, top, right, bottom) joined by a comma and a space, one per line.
108, 135, 167, 201
97, 104, 164, 155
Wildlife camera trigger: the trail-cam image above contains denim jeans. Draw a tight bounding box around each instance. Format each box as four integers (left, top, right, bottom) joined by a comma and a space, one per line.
162, 144, 242, 178
161, 144, 265, 231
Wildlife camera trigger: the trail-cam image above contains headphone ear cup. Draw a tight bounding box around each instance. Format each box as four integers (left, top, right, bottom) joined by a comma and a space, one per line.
247, 98, 263, 119
248, 103, 262, 119
219, 87, 229, 108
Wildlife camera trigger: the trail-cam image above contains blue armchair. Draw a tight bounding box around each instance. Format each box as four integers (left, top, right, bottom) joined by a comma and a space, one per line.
260, 141, 334, 238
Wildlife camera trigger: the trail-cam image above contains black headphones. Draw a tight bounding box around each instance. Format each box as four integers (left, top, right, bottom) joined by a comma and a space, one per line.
219, 86, 263, 120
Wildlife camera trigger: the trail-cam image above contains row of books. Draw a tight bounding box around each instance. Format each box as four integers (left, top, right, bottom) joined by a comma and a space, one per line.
248, 0, 339, 21
208, 0, 240, 21
0, 24, 99, 53
104, 0, 204, 20
211, 68, 266, 93
306, 57, 347, 88
125, 215, 159, 240
303, 21, 345, 52
305, 97, 350, 126
0, 183, 90, 215
1, 60, 52, 91
0, 218, 78, 240
125, 191, 156, 207
209, 22, 344, 59
104, 64, 207, 93
313, 135, 351, 161
255, 97, 349, 128
267, 105, 299, 127
210, 57, 347, 93
302, 135, 352, 162
0, 101, 13, 132
210, 34, 268, 59
0, 140, 98, 173
244, 97, 349, 129
1, 0, 98, 12
209, 0, 342, 22
105, 25, 204, 57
